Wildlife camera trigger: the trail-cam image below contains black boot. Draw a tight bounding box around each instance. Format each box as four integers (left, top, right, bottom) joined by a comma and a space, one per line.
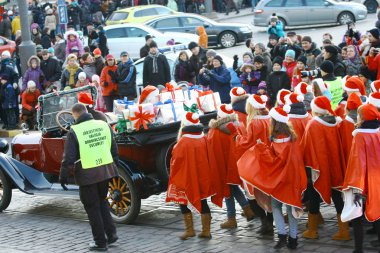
287, 236, 298, 249
258, 217, 274, 235
274, 234, 287, 249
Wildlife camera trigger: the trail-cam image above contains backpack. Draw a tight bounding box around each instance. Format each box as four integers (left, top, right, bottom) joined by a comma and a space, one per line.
92, 11, 103, 25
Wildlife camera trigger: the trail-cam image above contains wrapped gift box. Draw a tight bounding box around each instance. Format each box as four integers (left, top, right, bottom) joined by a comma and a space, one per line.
156, 100, 185, 124
196, 91, 221, 113
184, 85, 202, 101
160, 83, 185, 103
113, 98, 134, 115
128, 103, 155, 131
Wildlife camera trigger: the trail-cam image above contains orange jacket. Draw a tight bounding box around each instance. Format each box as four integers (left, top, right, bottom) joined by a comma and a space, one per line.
100, 62, 118, 96
22, 90, 40, 111
197, 26, 208, 49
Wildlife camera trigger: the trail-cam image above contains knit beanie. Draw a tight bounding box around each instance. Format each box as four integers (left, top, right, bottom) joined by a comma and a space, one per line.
320, 60, 334, 74
285, 50, 295, 59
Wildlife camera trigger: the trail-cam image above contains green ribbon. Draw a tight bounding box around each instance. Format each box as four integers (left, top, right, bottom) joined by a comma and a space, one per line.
183, 103, 199, 113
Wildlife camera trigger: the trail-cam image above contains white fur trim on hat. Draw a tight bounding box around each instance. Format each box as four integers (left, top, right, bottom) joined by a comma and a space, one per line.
284, 93, 304, 104
269, 105, 290, 123
217, 104, 234, 118
295, 82, 312, 95
247, 94, 267, 109
314, 78, 328, 94
230, 87, 246, 98
183, 112, 200, 126
369, 93, 380, 108
64, 30, 79, 40
370, 81, 380, 93
78, 72, 87, 80
311, 99, 328, 114
276, 89, 291, 105
27, 80, 36, 88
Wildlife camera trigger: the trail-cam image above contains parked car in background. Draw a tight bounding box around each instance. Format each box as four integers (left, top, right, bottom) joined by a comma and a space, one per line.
133, 45, 240, 96
0, 36, 16, 58
106, 5, 177, 25
253, 0, 368, 28
343, 0, 379, 13
103, 24, 199, 60
144, 13, 253, 48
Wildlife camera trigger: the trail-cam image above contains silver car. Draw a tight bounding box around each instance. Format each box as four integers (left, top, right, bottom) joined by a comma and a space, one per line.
253, 0, 368, 28
346, 0, 380, 13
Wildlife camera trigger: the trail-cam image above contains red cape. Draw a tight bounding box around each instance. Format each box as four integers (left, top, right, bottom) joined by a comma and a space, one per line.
237, 137, 307, 209
343, 129, 380, 222
289, 113, 312, 144
338, 117, 355, 164
235, 111, 247, 128
301, 117, 346, 204
235, 116, 271, 159
334, 102, 346, 119
166, 134, 222, 212
207, 117, 241, 198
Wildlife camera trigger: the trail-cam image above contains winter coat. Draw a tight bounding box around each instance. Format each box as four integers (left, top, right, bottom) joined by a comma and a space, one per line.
267, 21, 285, 38
301, 42, 321, 70
22, 56, 45, 92
21, 89, 40, 111
0, 64, 18, 85
199, 65, 231, 103
98, 31, 109, 57
88, 30, 99, 52
41, 57, 62, 82
65, 31, 84, 56
83, 63, 97, 79
283, 60, 297, 81
60, 65, 83, 90
255, 52, 272, 70
60, 113, 119, 186
0, 18, 12, 39
44, 13, 56, 31
266, 70, 291, 107
1, 83, 18, 109
367, 53, 380, 81
273, 43, 302, 60
54, 40, 66, 62
32, 32, 42, 45
142, 53, 171, 87
68, 4, 81, 26
41, 33, 51, 49
240, 66, 268, 88
343, 54, 362, 76
189, 47, 208, 77
116, 59, 136, 98
327, 55, 346, 77
140, 44, 150, 59
175, 60, 195, 83
100, 59, 118, 96
94, 57, 105, 76
11, 16, 21, 36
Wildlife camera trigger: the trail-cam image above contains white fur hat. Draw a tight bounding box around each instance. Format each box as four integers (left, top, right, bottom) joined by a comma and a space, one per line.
183, 112, 200, 126
27, 80, 36, 88
247, 94, 268, 109
269, 105, 290, 123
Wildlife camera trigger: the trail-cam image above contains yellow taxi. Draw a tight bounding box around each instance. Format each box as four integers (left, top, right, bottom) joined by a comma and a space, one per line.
106, 5, 177, 25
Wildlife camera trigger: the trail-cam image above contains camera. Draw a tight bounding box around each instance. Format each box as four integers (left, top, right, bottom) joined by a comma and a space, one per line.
301, 69, 320, 78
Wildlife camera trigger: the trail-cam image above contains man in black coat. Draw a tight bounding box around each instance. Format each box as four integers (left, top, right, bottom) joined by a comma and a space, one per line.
266, 57, 291, 107
140, 34, 153, 59
142, 41, 170, 87
41, 50, 62, 92
323, 45, 346, 77
188, 41, 208, 83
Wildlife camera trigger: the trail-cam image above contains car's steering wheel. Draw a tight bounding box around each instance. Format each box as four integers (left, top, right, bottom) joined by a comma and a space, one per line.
56, 110, 75, 132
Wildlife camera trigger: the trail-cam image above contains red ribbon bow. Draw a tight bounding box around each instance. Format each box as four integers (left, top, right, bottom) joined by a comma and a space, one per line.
165, 82, 175, 91
129, 105, 155, 130
198, 90, 213, 97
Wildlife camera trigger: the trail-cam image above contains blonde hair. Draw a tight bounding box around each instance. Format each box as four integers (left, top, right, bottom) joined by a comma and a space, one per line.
67, 54, 77, 61
177, 121, 185, 141
179, 51, 189, 60
269, 119, 297, 142
246, 102, 269, 129
356, 105, 364, 128
312, 80, 322, 97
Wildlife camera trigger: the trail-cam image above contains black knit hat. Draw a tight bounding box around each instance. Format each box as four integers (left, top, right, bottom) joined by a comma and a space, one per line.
272, 56, 283, 66
368, 28, 380, 40
213, 55, 223, 65
320, 60, 334, 74
145, 34, 153, 41
269, 34, 279, 41
188, 41, 199, 50
245, 39, 252, 48
324, 45, 339, 55
253, 55, 264, 64
297, 55, 307, 66
359, 66, 374, 80
149, 40, 158, 48
301, 36, 312, 43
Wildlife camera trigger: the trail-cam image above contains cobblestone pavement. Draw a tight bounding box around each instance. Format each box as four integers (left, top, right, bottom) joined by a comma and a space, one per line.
0, 191, 379, 253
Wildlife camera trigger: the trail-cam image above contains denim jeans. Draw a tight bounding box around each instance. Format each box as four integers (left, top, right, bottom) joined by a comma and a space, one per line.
271, 198, 298, 239
225, 185, 249, 218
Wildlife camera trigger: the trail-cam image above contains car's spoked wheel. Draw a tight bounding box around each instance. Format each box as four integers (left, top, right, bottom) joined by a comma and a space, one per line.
219, 32, 236, 48
338, 12, 354, 25
56, 111, 75, 132
107, 168, 140, 224
0, 169, 12, 212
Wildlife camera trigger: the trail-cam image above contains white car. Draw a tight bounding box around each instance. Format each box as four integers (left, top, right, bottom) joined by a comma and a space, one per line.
103, 24, 199, 60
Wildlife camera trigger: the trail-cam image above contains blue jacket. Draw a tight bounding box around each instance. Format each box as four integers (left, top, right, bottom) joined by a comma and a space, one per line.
267, 21, 285, 38
199, 66, 231, 103
1, 83, 18, 109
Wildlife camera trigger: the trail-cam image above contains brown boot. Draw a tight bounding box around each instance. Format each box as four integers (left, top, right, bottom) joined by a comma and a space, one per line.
242, 206, 255, 221
302, 213, 319, 239
332, 214, 351, 241
220, 217, 237, 229
179, 213, 196, 240
306, 211, 325, 228
198, 213, 212, 239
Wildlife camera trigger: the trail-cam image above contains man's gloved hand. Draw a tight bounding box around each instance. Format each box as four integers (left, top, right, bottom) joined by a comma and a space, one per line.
354, 193, 362, 207
108, 70, 117, 82
103, 81, 109, 87
59, 176, 68, 191
233, 55, 238, 61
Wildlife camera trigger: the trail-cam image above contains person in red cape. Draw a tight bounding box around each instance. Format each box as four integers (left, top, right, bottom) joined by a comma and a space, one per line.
235, 94, 274, 235
238, 105, 307, 249
166, 112, 223, 240
342, 103, 380, 253
284, 92, 312, 144
338, 92, 362, 163
207, 104, 254, 229
369, 91, 380, 111
301, 96, 350, 241
230, 87, 249, 127
276, 89, 291, 107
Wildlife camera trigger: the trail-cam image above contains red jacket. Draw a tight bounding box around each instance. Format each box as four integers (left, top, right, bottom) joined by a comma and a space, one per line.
283, 61, 297, 82
367, 53, 380, 80
100, 61, 118, 97
22, 90, 40, 111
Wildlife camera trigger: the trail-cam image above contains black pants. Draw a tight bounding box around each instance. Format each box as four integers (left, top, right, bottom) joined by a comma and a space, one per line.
352, 217, 380, 252
79, 179, 117, 247
249, 199, 273, 222
180, 199, 210, 214
308, 185, 344, 214
103, 95, 116, 112
3, 108, 17, 129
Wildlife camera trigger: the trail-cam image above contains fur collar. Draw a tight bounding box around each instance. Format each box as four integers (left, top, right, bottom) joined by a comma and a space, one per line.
231, 94, 249, 105
209, 114, 238, 129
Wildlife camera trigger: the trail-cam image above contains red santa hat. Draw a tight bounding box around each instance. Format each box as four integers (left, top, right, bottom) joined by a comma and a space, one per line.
183, 112, 200, 126
311, 96, 336, 116
370, 80, 380, 93
285, 93, 304, 105
247, 94, 268, 109
346, 92, 362, 111
369, 92, 380, 108
269, 105, 290, 123
294, 82, 312, 95
139, 85, 159, 104
343, 76, 366, 96
360, 103, 380, 121
342, 75, 351, 87
277, 89, 291, 105
217, 104, 235, 118
78, 92, 94, 107
230, 87, 247, 104
313, 78, 329, 94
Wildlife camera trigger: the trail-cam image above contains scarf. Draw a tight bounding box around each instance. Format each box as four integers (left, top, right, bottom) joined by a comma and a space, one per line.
347, 110, 358, 123
67, 64, 79, 87
148, 52, 159, 74
359, 120, 380, 129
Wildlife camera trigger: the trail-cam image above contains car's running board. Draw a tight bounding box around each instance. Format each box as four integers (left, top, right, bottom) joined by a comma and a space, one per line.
27, 183, 80, 198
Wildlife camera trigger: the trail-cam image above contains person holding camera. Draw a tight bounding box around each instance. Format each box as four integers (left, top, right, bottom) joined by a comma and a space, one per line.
323, 45, 346, 78
367, 29, 380, 81
199, 55, 231, 103
300, 36, 321, 71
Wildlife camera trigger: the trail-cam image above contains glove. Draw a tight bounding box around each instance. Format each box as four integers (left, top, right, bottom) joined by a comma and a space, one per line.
103, 81, 109, 87
59, 176, 68, 189
204, 68, 211, 75
354, 193, 362, 207
108, 70, 116, 79
233, 55, 238, 61
226, 122, 238, 136
30, 107, 37, 113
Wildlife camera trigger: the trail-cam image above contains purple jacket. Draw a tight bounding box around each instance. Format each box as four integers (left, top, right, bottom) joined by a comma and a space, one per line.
22, 68, 45, 92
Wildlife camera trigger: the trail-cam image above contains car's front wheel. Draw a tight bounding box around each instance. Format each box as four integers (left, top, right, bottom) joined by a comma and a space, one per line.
0, 169, 12, 212
338, 12, 355, 25
107, 167, 141, 224
219, 31, 237, 48
364, 0, 378, 13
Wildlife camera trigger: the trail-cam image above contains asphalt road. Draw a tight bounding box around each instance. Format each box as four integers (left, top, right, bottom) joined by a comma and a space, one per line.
215, 13, 377, 56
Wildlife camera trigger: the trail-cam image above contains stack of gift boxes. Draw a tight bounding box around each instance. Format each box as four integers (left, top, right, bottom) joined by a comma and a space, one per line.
113, 83, 222, 133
